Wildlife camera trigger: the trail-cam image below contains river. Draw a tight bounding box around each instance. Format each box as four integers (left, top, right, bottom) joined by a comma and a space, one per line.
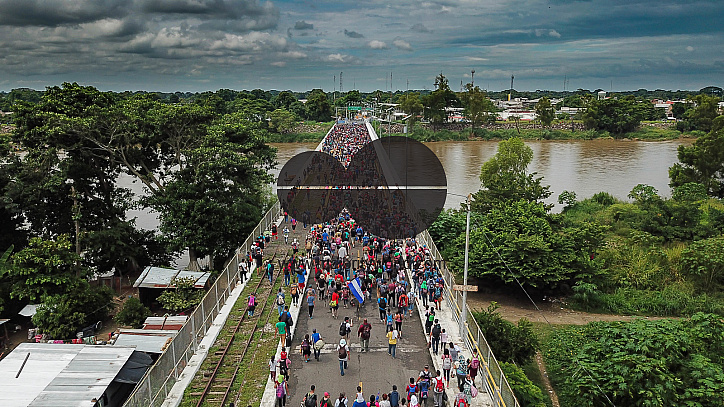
270, 139, 693, 211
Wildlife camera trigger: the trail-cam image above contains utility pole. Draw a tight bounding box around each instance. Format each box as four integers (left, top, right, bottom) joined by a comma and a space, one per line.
460, 194, 471, 339
471, 70, 475, 87
340, 72, 343, 94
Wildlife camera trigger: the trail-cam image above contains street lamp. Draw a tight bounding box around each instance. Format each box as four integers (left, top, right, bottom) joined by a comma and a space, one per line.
445, 192, 473, 339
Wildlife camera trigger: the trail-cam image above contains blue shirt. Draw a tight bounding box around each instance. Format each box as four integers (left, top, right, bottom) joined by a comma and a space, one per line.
298, 273, 305, 284
307, 295, 315, 306
312, 332, 321, 343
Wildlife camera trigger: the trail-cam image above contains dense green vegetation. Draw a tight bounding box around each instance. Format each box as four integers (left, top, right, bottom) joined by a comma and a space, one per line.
543, 314, 724, 407
0, 83, 277, 337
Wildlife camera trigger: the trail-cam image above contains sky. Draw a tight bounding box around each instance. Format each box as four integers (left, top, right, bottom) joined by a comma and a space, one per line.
0, 0, 722, 93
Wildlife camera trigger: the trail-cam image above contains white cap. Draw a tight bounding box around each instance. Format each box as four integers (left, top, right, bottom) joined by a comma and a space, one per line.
340, 339, 347, 346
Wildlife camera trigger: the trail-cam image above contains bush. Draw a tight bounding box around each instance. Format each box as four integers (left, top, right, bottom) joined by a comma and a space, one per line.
473, 302, 539, 365
499, 362, 547, 407
114, 297, 152, 328
32, 282, 114, 339
157, 277, 205, 312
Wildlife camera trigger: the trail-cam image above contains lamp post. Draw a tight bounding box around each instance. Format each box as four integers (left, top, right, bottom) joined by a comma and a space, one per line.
460, 193, 471, 339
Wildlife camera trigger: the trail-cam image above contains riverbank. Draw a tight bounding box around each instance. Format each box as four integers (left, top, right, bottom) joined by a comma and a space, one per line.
271, 121, 697, 143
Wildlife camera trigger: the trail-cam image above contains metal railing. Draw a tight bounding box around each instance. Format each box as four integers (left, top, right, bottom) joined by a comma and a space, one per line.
416, 229, 519, 407
123, 201, 282, 407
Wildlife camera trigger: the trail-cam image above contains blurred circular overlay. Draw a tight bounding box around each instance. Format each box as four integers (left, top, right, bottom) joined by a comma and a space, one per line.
277, 136, 447, 239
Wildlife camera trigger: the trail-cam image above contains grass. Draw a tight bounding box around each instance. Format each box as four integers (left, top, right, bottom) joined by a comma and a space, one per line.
521, 361, 554, 407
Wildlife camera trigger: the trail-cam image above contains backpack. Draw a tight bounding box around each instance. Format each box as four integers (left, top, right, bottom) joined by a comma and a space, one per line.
286, 312, 293, 326
471, 358, 480, 369
248, 296, 255, 307
428, 314, 435, 323
305, 393, 317, 407
362, 324, 371, 339
435, 378, 444, 393
338, 346, 348, 359
455, 397, 467, 407
339, 322, 347, 336
302, 339, 310, 352
276, 382, 286, 397
432, 325, 442, 338
276, 295, 285, 306
407, 384, 417, 398
421, 370, 431, 383
379, 298, 387, 309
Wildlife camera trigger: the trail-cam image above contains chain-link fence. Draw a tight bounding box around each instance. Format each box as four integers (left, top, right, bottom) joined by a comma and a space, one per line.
123, 201, 281, 407
417, 229, 519, 407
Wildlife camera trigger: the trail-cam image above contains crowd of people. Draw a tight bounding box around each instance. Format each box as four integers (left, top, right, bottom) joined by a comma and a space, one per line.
264, 122, 484, 407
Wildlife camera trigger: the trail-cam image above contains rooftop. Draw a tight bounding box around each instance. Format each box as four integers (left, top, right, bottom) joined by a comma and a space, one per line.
133, 266, 210, 289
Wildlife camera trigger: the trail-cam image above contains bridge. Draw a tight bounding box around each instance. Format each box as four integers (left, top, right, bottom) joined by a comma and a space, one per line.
122, 120, 519, 407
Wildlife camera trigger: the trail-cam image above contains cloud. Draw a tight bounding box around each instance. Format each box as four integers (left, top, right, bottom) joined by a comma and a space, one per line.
0, 0, 128, 26
410, 23, 431, 33
271, 61, 286, 67
344, 29, 364, 38
325, 53, 357, 63
535, 29, 561, 38
686, 45, 695, 51
393, 39, 412, 51
368, 40, 388, 49
294, 20, 313, 30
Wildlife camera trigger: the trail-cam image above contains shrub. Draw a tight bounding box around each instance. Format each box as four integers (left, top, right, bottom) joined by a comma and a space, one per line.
115, 297, 152, 328
157, 277, 205, 312
499, 362, 547, 407
473, 302, 539, 365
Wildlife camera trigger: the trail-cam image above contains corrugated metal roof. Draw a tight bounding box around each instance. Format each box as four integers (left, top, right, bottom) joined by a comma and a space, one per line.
0, 343, 135, 407
142, 316, 187, 331
18, 304, 38, 317
133, 266, 210, 289
112, 329, 177, 354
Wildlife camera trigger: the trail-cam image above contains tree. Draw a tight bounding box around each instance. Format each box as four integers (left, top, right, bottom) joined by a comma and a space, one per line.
677, 94, 721, 132
306, 89, 332, 121
32, 281, 114, 339
499, 362, 547, 407
472, 137, 551, 213
460, 84, 496, 128
423, 73, 459, 127
268, 109, 298, 134
535, 97, 555, 127
273, 91, 297, 110
582, 97, 645, 136
114, 297, 151, 328
5, 236, 84, 302
398, 92, 423, 125
669, 116, 724, 197
157, 277, 204, 312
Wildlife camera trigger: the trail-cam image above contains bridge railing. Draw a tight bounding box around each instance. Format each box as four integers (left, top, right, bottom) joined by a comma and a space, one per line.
417, 229, 520, 407
123, 201, 282, 407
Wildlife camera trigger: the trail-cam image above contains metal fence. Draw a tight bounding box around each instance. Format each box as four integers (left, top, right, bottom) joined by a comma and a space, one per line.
416, 229, 519, 407
123, 201, 282, 407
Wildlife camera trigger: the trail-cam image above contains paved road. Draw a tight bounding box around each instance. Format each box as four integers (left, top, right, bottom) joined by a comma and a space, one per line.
285, 279, 434, 405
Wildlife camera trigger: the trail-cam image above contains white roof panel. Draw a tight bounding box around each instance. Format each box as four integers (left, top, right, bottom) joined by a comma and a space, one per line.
133, 266, 210, 289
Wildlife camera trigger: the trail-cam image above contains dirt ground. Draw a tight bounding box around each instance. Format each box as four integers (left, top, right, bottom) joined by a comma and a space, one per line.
465, 291, 667, 325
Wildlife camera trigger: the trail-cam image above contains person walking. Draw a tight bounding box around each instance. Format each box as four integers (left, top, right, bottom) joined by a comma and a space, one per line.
394, 312, 403, 336
386, 328, 399, 358
301, 334, 312, 362
441, 349, 453, 387
239, 261, 248, 284
351, 388, 366, 407
424, 308, 435, 334
312, 329, 323, 361
431, 371, 445, 407
307, 288, 316, 319
455, 355, 468, 390
304, 386, 318, 407
337, 339, 350, 376
378, 296, 388, 322
275, 316, 287, 348
358, 318, 372, 353
283, 226, 290, 243
330, 289, 340, 319
247, 293, 257, 317
291, 285, 299, 306
335, 393, 348, 407
321, 392, 334, 407
274, 375, 287, 407
468, 351, 480, 387
389, 386, 400, 407
276, 288, 286, 316
430, 320, 442, 355
268, 354, 277, 383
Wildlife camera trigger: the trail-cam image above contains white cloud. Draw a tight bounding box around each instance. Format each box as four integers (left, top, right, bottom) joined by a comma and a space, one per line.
393, 39, 412, 51
271, 61, 286, 67
368, 40, 388, 49
535, 29, 561, 38
326, 53, 351, 63
686, 45, 694, 52
548, 29, 561, 38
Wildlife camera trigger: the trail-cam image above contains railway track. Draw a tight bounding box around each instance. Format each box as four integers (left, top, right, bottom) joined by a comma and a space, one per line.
184, 233, 300, 407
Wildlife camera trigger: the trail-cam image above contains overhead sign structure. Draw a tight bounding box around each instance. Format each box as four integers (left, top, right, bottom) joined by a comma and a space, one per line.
452, 284, 478, 292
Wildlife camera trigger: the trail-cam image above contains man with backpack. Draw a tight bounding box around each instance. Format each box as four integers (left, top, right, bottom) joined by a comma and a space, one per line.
418, 365, 432, 406
389, 385, 400, 407
358, 318, 372, 353
432, 371, 445, 407
337, 339, 350, 376
378, 296, 388, 322
430, 320, 442, 355
276, 288, 286, 316
339, 318, 351, 340
304, 385, 318, 407
468, 351, 480, 386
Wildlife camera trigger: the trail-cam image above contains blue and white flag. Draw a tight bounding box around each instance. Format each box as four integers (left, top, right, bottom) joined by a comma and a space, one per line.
348, 277, 365, 304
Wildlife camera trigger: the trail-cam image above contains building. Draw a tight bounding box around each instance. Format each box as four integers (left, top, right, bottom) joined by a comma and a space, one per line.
133, 266, 211, 307
0, 343, 152, 407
